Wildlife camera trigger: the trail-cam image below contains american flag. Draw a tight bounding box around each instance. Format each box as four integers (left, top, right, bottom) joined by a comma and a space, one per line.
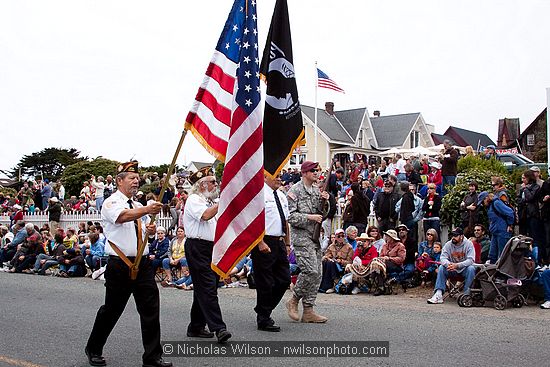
188, 0, 264, 277
317, 68, 345, 93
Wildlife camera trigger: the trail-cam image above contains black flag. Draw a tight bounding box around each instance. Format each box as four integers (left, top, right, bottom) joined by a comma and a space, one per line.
260, 0, 304, 178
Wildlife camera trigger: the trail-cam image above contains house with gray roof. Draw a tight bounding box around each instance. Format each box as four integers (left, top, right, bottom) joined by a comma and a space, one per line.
295, 102, 435, 169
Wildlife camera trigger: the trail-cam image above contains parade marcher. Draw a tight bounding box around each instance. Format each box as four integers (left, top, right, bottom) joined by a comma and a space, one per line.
85, 161, 171, 367
286, 161, 330, 323
250, 173, 291, 332
183, 166, 232, 343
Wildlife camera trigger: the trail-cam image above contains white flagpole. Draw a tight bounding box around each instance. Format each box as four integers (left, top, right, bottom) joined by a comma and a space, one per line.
314, 61, 319, 163
547, 88, 550, 176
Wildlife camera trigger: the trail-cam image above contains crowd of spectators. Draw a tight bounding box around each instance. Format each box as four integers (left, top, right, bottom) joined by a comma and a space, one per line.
3, 143, 550, 309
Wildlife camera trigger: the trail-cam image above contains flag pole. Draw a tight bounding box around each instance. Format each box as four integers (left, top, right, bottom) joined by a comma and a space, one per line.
314, 61, 318, 163
153, 129, 189, 221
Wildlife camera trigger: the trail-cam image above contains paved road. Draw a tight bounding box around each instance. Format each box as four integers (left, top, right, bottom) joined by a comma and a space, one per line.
0, 271, 548, 367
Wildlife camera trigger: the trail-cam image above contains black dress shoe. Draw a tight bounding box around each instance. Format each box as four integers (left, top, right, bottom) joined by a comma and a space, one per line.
85, 346, 106, 367
142, 359, 173, 367
216, 329, 232, 344
257, 324, 281, 332
187, 328, 214, 338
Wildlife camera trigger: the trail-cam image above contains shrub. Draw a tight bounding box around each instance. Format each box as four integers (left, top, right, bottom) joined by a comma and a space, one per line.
441, 157, 512, 228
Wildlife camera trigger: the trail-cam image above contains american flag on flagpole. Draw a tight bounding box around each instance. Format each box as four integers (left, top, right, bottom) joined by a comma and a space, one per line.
193, 0, 264, 277
317, 68, 345, 93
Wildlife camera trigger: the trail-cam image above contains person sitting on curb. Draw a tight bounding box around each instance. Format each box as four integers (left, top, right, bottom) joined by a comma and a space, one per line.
319, 228, 354, 293
427, 227, 476, 304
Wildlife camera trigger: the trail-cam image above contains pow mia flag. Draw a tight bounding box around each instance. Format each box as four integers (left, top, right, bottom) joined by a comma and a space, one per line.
260, 0, 304, 178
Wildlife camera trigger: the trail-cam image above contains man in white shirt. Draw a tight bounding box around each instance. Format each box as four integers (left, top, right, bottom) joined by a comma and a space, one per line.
91, 175, 106, 211
251, 173, 291, 332
85, 161, 171, 367
183, 166, 231, 344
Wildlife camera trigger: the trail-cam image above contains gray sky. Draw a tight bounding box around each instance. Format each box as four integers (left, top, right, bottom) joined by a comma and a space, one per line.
1, 0, 549, 172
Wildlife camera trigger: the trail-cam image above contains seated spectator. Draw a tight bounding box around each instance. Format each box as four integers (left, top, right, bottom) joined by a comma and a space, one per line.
372, 229, 406, 296
539, 269, 550, 309
174, 266, 193, 290
469, 224, 490, 264
63, 228, 78, 249
322, 232, 336, 254
84, 233, 106, 271
345, 233, 378, 294
345, 225, 358, 251
10, 230, 44, 273
57, 248, 86, 277
319, 228, 354, 293
33, 233, 66, 275
418, 228, 439, 259
396, 224, 416, 283
4, 222, 33, 266
366, 226, 385, 254
161, 227, 187, 287
0, 224, 15, 267
148, 226, 170, 271
427, 227, 476, 304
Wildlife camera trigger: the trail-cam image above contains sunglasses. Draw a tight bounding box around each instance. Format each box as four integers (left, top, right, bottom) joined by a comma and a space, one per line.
336, 234, 345, 238
427, 233, 434, 236
309, 169, 321, 173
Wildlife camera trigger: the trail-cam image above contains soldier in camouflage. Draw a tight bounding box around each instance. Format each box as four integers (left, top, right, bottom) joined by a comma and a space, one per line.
285, 161, 330, 323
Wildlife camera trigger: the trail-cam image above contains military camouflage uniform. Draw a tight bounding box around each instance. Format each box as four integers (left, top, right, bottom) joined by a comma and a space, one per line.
287, 180, 325, 306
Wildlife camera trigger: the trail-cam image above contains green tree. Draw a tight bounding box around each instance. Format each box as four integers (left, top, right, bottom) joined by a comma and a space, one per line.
61, 158, 119, 197
10, 147, 85, 182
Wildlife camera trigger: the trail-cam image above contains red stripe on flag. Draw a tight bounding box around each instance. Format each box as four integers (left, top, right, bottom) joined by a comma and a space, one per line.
215, 169, 264, 238
206, 62, 236, 94
197, 88, 232, 126
185, 112, 228, 155
218, 124, 263, 192
215, 211, 265, 271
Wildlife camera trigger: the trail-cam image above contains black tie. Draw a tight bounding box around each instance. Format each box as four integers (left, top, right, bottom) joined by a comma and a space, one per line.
273, 189, 287, 235
127, 199, 140, 244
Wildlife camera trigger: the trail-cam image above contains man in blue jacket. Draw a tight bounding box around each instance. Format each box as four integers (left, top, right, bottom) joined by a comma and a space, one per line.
478, 191, 515, 264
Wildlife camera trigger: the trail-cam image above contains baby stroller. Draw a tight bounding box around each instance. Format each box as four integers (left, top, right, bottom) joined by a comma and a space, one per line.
458, 235, 532, 310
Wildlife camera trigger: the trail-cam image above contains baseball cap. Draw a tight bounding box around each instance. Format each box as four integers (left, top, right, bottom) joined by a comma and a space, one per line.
530, 166, 541, 173
450, 227, 464, 236
477, 191, 489, 205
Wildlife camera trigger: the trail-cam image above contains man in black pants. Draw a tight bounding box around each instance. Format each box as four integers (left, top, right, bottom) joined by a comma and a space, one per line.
85, 161, 171, 367
183, 166, 231, 343
251, 174, 291, 332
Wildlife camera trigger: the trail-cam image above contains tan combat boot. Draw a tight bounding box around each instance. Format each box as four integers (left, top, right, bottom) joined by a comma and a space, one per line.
301, 305, 328, 323
286, 296, 300, 321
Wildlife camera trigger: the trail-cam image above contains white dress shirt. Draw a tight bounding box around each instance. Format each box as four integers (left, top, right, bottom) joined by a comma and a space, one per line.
183, 193, 217, 242
264, 184, 289, 236
102, 190, 150, 256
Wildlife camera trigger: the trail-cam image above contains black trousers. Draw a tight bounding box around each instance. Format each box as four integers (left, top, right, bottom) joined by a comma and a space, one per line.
250, 236, 290, 326
185, 238, 226, 333
86, 256, 162, 363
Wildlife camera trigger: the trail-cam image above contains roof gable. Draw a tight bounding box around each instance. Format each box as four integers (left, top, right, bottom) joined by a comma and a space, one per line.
301, 105, 354, 144
370, 113, 420, 148
334, 107, 367, 141
445, 126, 495, 147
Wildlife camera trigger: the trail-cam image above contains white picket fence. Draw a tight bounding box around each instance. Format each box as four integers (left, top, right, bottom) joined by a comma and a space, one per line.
0, 211, 175, 232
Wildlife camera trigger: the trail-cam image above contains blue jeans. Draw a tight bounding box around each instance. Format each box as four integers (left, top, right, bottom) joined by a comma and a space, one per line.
59, 264, 79, 274
541, 269, 550, 301
442, 175, 456, 197
162, 257, 188, 270
174, 274, 193, 287
434, 264, 476, 295
489, 231, 512, 264
85, 255, 102, 270
95, 196, 104, 211
397, 173, 407, 182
